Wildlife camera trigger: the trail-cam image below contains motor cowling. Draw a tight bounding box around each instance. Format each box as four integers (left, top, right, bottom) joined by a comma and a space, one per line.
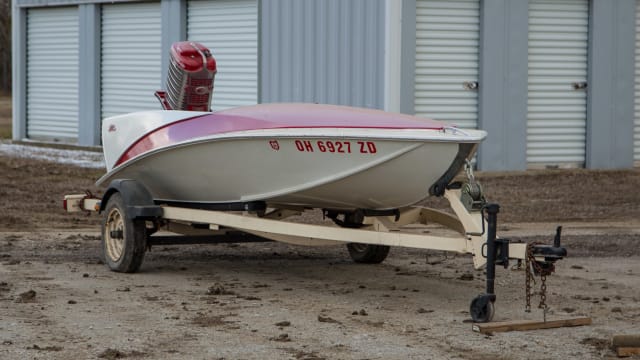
155, 41, 217, 111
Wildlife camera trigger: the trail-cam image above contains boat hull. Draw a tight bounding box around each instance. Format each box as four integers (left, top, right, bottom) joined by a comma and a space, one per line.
98, 136, 468, 210
97, 104, 486, 210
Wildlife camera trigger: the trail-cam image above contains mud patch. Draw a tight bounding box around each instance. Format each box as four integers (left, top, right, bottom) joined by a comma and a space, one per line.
190, 313, 236, 327
97, 348, 147, 359
580, 337, 611, 351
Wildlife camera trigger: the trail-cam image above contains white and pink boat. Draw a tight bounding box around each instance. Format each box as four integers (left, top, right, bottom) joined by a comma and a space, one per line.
98, 103, 486, 211
97, 41, 486, 211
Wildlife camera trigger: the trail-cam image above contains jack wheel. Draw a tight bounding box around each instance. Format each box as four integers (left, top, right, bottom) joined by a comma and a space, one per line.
470, 294, 495, 323
102, 193, 147, 273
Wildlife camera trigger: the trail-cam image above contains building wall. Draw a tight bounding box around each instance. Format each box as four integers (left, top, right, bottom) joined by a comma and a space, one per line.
407, 0, 635, 170
11, 0, 640, 170
13, 0, 260, 146
477, 0, 529, 171
260, 0, 385, 109
187, 0, 259, 110
586, 0, 635, 168
635, 0, 640, 164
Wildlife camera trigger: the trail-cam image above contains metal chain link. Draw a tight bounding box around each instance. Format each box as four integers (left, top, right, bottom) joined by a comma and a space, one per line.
525, 256, 531, 313
525, 243, 549, 321
540, 276, 547, 309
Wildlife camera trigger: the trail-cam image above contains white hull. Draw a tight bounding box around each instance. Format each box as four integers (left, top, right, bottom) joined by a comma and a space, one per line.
97, 105, 486, 210
98, 136, 465, 209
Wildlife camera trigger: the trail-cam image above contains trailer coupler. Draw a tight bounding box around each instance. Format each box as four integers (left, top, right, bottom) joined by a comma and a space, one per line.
470, 205, 567, 323
529, 226, 567, 274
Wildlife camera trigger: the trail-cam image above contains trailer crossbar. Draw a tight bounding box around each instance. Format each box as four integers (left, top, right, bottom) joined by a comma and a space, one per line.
161, 205, 471, 254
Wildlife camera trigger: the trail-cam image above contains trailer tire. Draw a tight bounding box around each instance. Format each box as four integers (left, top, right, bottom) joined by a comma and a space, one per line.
101, 193, 147, 273
346, 243, 390, 264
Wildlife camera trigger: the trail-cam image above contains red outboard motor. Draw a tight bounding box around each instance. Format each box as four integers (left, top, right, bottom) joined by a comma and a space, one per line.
155, 41, 217, 111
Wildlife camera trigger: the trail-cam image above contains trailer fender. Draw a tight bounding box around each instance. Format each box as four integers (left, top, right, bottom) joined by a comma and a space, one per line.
100, 179, 163, 219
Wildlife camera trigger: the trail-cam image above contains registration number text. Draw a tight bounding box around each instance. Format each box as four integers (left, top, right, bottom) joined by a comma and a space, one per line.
294, 140, 377, 154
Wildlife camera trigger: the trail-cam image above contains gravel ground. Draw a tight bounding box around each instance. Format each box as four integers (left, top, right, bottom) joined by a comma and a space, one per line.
1, 145, 639, 359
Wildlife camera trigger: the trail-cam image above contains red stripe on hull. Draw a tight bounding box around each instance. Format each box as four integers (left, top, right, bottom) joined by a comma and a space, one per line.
115, 104, 446, 167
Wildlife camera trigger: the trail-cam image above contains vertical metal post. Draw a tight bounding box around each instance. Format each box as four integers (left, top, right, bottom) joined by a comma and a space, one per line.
485, 204, 500, 295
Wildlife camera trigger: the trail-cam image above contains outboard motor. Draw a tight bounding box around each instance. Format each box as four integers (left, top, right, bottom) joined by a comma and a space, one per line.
155, 41, 217, 111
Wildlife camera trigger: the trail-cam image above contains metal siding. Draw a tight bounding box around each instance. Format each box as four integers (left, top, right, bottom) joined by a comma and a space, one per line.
101, 2, 162, 119
586, 0, 635, 169
26, 6, 79, 141
260, 0, 384, 109
12, 6, 27, 141
78, 4, 101, 146
160, 0, 186, 89
187, 0, 258, 111
635, 0, 640, 162
477, 0, 529, 171
414, 0, 480, 128
527, 0, 589, 165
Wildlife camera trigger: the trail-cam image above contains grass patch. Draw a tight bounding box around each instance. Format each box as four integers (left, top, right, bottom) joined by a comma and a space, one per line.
0, 125, 10, 139
0, 93, 11, 139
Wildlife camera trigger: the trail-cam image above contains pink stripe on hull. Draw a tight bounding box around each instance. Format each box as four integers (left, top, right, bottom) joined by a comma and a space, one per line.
115, 104, 447, 167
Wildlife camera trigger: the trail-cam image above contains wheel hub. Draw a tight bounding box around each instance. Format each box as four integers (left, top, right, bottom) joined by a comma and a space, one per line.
105, 208, 125, 262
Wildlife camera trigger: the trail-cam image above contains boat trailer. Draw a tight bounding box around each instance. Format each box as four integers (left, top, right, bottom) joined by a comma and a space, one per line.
64, 178, 566, 323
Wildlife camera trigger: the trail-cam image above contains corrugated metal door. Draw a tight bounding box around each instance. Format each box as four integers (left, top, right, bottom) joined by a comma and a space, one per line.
101, 2, 162, 119
414, 0, 480, 129
187, 0, 258, 111
635, 0, 640, 163
26, 7, 79, 141
527, 0, 589, 165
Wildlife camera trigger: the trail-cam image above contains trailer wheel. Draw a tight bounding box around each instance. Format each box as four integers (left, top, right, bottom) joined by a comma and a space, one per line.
101, 193, 147, 273
346, 243, 390, 264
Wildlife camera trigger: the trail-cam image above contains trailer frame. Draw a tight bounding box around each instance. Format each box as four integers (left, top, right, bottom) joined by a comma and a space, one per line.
64, 180, 566, 323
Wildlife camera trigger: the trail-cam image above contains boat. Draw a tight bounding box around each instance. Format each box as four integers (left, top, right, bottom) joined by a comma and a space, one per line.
97, 103, 487, 211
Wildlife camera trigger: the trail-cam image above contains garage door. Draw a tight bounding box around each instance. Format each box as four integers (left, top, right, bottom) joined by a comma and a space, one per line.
101, 2, 162, 119
635, 0, 640, 163
26, 6, 79, 141
414, 0, 480, 129
527, 0, 589, 165
187, 0, 258, 111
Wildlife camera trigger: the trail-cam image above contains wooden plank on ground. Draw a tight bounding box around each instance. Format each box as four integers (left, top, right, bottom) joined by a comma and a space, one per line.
617, 347, 640, 357
612, 335, 640, 357
472, 317, 592, 333
612, 335, 640, 349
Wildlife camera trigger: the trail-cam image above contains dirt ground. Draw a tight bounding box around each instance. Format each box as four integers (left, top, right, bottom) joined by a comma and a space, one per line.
1, 95, 640, 359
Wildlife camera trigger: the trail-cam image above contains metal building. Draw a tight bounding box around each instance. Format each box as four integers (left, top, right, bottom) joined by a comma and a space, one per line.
11, 0, 639, 170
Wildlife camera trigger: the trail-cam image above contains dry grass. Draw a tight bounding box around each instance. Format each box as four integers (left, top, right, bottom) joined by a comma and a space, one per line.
0, 92, 11, 139
416, 167, 640, 224
1, 148, 639, 231
0, 155, 104, 231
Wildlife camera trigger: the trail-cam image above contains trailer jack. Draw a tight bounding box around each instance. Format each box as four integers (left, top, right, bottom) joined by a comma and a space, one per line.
470, 205, 567, 323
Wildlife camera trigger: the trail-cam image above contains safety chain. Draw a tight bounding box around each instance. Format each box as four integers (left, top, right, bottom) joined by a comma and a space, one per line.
525, 256, 532, 312
525, 243, 550, 321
